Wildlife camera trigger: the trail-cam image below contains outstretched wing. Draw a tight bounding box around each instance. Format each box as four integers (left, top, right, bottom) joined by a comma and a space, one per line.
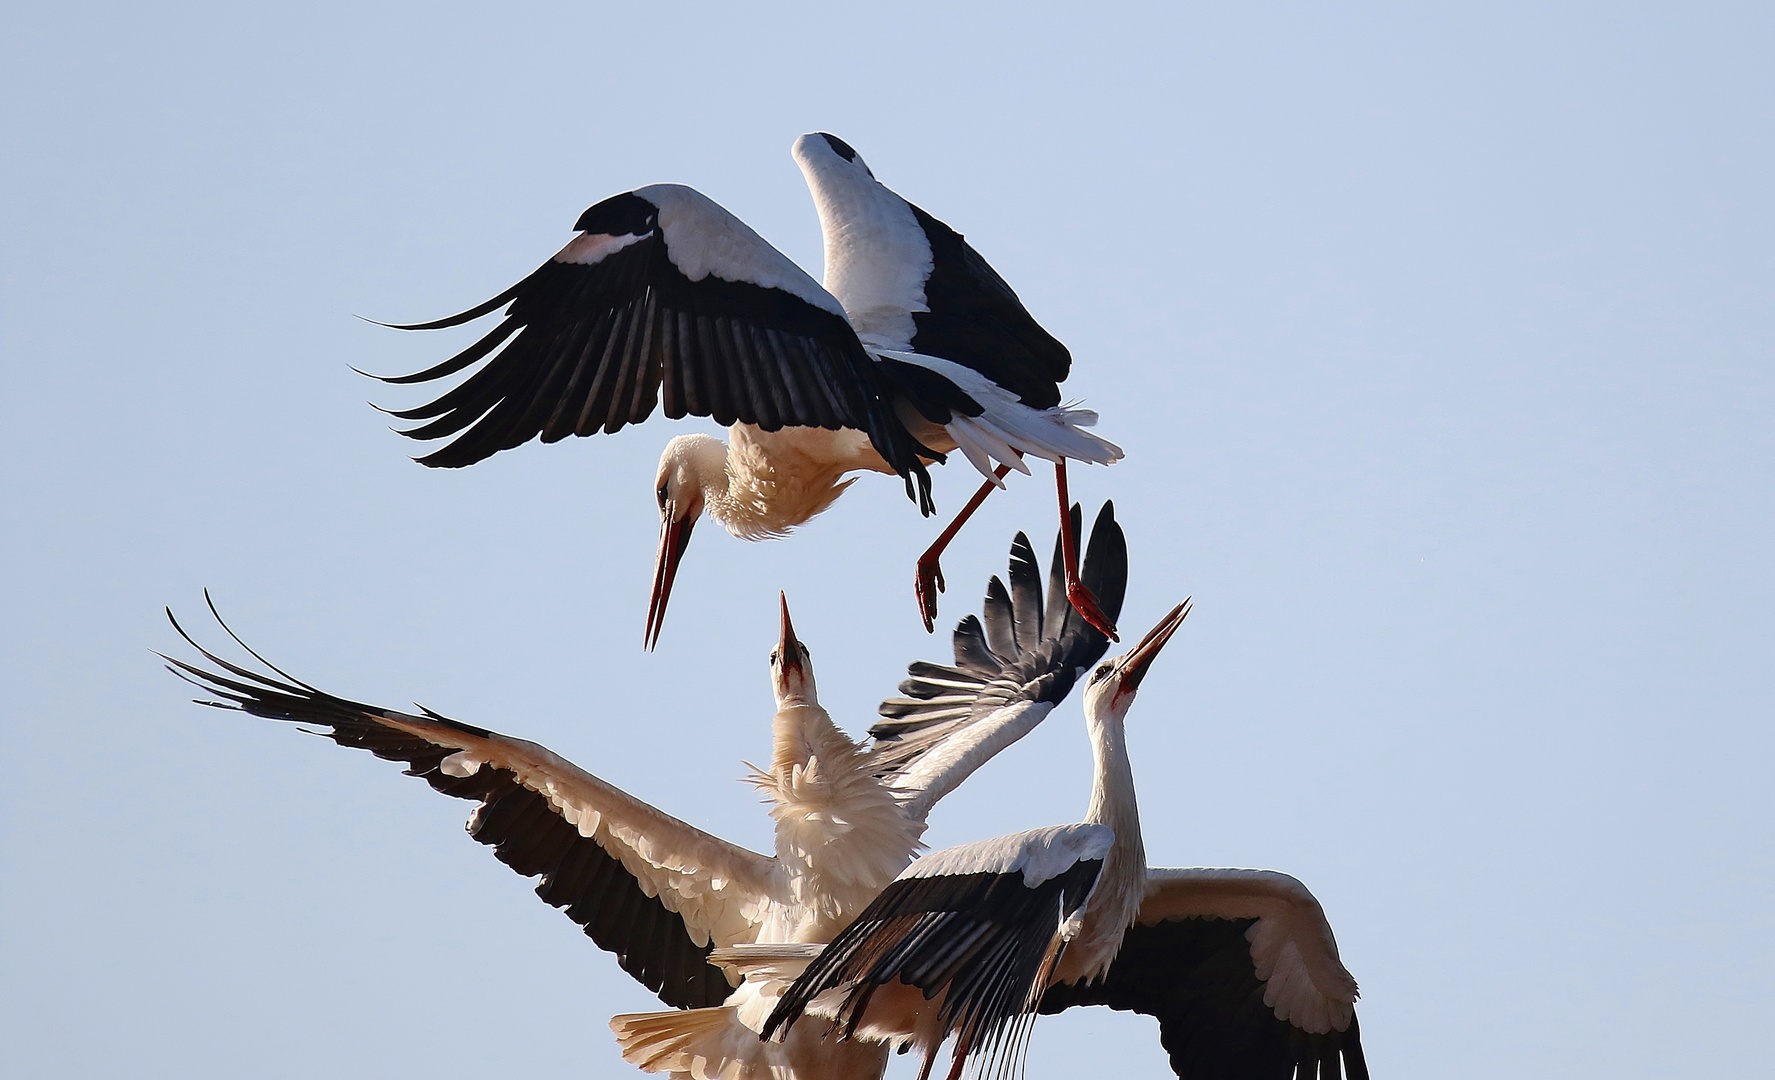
866, 501, 1128, 821
372, 183, 933, 506
1040, 869, 1368, 1080
163, 605, 783, 1010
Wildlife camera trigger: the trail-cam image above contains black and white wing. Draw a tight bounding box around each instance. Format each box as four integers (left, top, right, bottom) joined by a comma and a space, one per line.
794, 132, 1072, 409
373, 183, 933, 505
763, 824, 1110, 1079
162, 606, 783, 1010
866, 501, 1128, 821
1040, 869, 1369, 1080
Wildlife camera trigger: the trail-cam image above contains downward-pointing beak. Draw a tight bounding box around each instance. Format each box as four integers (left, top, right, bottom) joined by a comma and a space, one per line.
777, 592, 805, 675
644, 511, 696, 651
1117, 599, 1192, 696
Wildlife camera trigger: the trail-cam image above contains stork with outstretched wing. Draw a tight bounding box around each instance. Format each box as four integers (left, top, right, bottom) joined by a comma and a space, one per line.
166, 507, 1127, 1080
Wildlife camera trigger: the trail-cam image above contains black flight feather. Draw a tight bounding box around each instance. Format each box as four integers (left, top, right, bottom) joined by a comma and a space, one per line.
869, 502, 1126, 774
764, 859, 1102, 1080
162, 606, 734, 1010
366, 194, 935, 510
1038, 917, 1370, 1080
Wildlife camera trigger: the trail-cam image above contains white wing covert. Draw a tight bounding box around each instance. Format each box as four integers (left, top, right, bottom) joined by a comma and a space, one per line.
794, 131, 1073, 408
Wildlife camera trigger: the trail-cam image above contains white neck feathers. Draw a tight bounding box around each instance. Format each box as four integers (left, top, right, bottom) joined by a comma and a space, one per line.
1084, 711, 1146, 885
751, 704, 922, 932
1064, 709, 1148, 982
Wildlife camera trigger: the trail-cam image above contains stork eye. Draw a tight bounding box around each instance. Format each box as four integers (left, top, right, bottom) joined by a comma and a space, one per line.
656, 484, 669, 508
769, 649, 779, 664
1092, 662, 1114, 681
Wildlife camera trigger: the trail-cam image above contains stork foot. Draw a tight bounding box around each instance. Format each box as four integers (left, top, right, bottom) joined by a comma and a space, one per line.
915, 554, 947, 633
1067, 579, 1119, 641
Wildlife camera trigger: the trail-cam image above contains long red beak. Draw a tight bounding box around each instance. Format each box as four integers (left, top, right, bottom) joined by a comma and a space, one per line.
644, 513, 696, 651
1115, 599, 1191, 700
777, 592, 806, 676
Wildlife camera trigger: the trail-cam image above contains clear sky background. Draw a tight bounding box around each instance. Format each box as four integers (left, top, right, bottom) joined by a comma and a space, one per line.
4, 2, 1770, 1076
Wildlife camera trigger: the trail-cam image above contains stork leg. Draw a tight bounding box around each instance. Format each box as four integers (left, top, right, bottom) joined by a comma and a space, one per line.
915, 464, 1014, 632
942, 1031, 975, 1080
1055, 460, 1119, 640
914, 1045, 939, 1080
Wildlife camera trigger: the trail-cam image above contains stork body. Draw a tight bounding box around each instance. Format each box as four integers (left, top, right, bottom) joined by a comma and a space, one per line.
167, 509, 1128, 1080
372, 134, 1122, 647
613, 599, 913, 1080
766, 605, 1370, 1080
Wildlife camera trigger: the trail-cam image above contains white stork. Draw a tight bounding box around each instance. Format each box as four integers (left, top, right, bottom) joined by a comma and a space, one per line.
369, 132, 1123, 648
164, 507, 1128, 1079
763, 604, 1370, 1080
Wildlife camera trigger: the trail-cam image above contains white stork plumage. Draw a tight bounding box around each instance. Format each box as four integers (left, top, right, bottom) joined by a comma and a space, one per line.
764, 604, 1371, 1080
164, 506, 1128, 1079
368, 133, 1123, 648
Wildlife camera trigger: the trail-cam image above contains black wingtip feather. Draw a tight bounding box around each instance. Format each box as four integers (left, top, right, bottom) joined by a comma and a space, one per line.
867, 502, 1129, 756
365, 282, 525, 335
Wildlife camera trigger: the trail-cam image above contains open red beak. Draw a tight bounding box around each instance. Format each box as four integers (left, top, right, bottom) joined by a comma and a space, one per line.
644, 512, 696, 651
1115, 600, 1191, 701
777, 592, 806, 676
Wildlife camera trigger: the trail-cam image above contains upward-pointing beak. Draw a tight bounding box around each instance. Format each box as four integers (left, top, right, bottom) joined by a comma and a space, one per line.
644, 511, 696, 651
1116, 599, 1192, 697
777, 592, 805, 676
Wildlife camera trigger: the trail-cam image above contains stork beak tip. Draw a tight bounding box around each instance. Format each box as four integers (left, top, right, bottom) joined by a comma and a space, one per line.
1120, 600, 1191, 691
777, 593, 804, 670
644, 514, 697, 651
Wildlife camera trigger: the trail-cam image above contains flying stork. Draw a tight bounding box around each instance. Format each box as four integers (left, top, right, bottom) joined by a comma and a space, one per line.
164, 507, 1127, 1080
367, 132, 1124, 648
764, 604, 1371, 1080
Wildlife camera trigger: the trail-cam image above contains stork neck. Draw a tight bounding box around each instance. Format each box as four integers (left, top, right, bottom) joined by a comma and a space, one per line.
1083, 712, 1144, 870
673, 434, 736, 525
770, 703, 837, 773
1056, 706, 1148, 983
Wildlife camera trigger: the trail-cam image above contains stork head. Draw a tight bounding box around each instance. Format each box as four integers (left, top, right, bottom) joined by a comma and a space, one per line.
770, 593, 819, 708
646, 434, 725, 650
1082, 601, 1191, 720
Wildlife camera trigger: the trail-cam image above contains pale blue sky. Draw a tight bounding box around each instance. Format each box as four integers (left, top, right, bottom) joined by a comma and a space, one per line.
4, 2, 1771, 1076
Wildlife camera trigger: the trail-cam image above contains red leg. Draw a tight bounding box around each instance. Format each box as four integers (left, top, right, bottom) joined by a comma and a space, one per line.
914, 1042, 939, 1080
1056, 460, 1119, 640
915, 464, 1014, 632
942, 1031, 975, 1080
